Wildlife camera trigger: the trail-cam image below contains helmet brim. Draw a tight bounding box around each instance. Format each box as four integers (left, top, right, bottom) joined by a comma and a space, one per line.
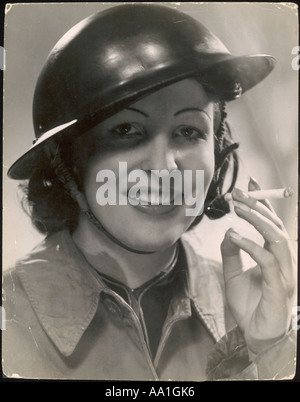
8, 53, 275, 180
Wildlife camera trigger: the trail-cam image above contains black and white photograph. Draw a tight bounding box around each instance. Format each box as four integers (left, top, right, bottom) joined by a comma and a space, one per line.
2, 2, 298, 381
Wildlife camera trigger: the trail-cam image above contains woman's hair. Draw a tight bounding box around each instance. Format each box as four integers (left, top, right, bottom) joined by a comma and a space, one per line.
21, 88, 239, 235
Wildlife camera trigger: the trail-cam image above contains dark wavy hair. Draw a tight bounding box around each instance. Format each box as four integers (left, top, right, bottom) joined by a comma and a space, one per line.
21, 85, 240, 235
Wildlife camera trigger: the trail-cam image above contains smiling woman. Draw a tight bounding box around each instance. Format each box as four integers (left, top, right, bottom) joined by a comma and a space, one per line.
2, 3, 297, 381
75, 79, 216, 256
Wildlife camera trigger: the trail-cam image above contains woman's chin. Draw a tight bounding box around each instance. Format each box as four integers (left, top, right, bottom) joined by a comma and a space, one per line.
90, 205, 196, 253
117, 230, 184, 253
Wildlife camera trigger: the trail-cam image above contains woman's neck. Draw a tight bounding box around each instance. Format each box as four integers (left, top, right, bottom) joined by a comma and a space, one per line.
72, 213, 178, 289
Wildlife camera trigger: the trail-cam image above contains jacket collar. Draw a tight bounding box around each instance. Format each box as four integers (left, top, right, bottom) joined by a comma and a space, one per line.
16, 230, 226, 357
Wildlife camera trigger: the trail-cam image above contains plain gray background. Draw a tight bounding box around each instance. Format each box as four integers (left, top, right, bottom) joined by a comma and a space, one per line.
3, 2, 298, 270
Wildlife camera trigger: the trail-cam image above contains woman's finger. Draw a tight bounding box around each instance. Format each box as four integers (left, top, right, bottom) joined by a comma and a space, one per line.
229, 229, 295, 302
233, 201, 295, 287
232, 188, 286, 233
227, 230, 280, 280
221, 229, 244, 282
227, 230, 292, 301
248, 177, 277, 214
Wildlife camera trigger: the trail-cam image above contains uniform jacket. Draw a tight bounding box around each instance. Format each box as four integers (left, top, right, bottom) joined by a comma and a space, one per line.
2, 229, 296, 380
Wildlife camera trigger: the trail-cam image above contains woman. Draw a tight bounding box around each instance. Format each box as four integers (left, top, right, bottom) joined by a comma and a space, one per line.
3, 4, 296, 380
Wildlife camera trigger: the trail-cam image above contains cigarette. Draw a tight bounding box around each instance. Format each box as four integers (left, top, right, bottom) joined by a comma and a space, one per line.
225, 187, 294, 201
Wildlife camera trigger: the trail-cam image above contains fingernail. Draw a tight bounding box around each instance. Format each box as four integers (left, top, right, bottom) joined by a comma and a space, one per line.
229, 230, 243, 240
233, 188, 249, 200
249, 177, 260, 186
233, 201, 251, 212
249, 177, 261, 191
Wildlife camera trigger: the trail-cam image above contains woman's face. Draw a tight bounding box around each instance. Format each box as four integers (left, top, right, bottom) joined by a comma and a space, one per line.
81, 79, 216, 252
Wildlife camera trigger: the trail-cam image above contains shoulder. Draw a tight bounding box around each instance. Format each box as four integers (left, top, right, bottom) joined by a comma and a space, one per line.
2, 253, 49, 378
3, 230, 72, 313
2, 230, 84, 378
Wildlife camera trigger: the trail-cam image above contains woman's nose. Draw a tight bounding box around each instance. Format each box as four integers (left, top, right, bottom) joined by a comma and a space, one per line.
140, 135, 178, 172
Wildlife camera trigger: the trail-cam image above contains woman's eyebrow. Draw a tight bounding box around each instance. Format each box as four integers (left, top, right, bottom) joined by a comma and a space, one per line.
126, 107, 149, 117
174, 108, 211, 120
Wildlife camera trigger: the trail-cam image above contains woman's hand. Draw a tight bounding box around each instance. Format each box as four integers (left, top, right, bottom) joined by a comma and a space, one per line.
221, 178, 296, 357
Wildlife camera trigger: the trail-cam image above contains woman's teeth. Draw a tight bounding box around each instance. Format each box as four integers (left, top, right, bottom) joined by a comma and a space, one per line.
128, 192, 174, 205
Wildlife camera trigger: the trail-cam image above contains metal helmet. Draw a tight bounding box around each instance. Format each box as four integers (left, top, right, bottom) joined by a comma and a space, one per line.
8, 4, 275, 179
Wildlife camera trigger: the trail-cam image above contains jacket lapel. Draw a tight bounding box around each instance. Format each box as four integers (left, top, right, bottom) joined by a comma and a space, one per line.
16, 230, 104, 356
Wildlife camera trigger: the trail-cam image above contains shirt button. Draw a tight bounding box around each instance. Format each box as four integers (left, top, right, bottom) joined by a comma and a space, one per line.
103, 296, 123, 319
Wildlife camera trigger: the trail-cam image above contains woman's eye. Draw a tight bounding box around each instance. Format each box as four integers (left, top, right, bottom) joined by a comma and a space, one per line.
175, 126, 207, 141
111, 123, 143, 138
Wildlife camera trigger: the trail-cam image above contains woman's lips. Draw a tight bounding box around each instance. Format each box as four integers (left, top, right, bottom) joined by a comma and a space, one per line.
130, 202, 180, 216
127, 189, 183, 216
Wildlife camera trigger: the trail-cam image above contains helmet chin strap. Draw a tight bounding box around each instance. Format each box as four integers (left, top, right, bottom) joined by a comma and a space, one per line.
82, 207, 156, 255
